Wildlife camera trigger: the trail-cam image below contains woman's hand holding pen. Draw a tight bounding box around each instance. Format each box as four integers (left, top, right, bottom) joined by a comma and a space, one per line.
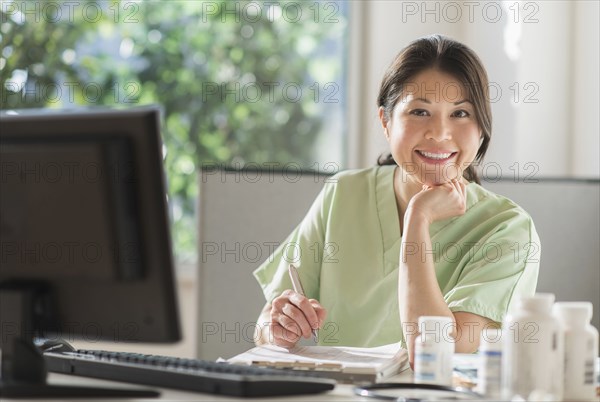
269, 289, 327, 348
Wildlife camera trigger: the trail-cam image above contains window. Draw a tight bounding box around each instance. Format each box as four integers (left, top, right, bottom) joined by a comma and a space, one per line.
1, 0, 349, 263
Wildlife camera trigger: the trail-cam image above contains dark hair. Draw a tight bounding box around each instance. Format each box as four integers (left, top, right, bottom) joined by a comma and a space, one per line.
376, 34, 491, 184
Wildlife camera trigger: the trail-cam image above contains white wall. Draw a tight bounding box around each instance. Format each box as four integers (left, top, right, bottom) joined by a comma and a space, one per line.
571, 0, 600, 176
350, 0, 600, 179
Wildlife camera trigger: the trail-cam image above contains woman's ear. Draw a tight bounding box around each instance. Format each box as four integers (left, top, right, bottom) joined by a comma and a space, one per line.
378, 106, 390, 140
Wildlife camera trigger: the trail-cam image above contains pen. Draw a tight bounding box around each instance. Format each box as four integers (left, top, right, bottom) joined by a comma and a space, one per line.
288, 264, 319, 342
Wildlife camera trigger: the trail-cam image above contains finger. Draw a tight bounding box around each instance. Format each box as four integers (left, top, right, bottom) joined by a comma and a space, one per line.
281, 289, 295, 298
270, 298, 305, 337
270, 322, 300, 348
450, 179, 462, 196
454, 179, 466, 199
309, 299, 328, 327
454, 181, 467, 210
459, 181, 467, 199
271, 290, 303, 312
281, 302, 313, 338
275, 311, 304, 338
289, 293, 321, 332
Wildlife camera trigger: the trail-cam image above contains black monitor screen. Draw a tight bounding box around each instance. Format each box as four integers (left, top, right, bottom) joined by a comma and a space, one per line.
0, 106, 181, 391
2, 138, 140, 282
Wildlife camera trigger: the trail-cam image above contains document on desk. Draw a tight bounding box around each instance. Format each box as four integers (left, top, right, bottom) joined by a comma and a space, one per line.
228, 342, 409, 383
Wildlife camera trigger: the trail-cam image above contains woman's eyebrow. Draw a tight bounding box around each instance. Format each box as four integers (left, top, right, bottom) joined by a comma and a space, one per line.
408, 97, 431, 103
454, 99, 473, 105
407, 97, 473, 105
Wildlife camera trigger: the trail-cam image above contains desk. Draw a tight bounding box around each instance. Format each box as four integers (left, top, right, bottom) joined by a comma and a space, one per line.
4, 371, 413, 402
3, 356, 486, 401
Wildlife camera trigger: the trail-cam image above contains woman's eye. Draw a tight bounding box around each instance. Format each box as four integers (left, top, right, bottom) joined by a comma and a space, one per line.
452, 110, 470, 118
410, 109, 429, 117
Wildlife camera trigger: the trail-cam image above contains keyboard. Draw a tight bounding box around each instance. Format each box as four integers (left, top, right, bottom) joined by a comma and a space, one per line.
43, 348, 336, 397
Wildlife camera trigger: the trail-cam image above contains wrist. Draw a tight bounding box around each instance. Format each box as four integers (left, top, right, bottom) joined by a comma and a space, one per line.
404, 206, 432, 227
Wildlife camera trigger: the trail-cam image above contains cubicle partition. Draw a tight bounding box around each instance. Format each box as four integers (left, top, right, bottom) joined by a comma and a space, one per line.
484, 178, 600, 330
197, 167, 327, 360
198, 168, 599, 360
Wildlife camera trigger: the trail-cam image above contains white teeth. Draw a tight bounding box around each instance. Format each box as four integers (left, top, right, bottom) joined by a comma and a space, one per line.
419, 151, 452, 160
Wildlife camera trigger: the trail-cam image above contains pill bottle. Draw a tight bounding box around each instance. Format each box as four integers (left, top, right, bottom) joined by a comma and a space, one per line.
501, 293, 564, 400
478, 327, 502, 399
553, 302, 599, 401
596, 356, 600, 392
414, 316, 455, 386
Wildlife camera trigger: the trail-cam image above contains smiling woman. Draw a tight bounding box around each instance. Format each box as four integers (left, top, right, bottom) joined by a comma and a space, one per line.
372, 36, 517, 365
253, 35, 539, 369
377, 36, 492, 186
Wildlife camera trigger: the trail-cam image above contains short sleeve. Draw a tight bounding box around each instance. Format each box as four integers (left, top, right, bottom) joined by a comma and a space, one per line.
443, 208, 541, 323
253, 180, 335, 304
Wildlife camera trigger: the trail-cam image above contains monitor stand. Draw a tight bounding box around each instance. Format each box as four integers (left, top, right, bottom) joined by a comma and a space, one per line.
0, 283, 159, 398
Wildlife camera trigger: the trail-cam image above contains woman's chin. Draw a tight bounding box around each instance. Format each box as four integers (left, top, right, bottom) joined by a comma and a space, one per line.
421, 176, 459, 187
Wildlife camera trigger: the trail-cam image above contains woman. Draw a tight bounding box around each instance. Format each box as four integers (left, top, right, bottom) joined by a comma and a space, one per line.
252, 35, 540, 366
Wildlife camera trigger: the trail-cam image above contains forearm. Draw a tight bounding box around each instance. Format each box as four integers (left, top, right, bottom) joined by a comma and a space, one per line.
399, 209, 455, 364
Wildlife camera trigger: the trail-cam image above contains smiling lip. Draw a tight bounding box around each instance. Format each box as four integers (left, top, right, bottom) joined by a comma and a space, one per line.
415, 150, 457, 164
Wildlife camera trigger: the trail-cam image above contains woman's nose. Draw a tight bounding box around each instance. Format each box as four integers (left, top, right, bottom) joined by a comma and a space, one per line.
425, 117, 453, 141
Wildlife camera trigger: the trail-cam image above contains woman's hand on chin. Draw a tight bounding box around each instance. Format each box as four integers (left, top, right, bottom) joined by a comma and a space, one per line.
405, 179, 467, 224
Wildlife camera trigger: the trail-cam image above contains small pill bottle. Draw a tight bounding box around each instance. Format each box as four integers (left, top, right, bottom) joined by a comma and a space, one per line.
414, 316, 455, 386
553, 302, 599, 401
478, 327, 503, 399
501, 293, 564, 400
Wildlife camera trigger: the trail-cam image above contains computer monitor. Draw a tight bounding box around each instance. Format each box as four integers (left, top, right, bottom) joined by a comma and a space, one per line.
0, 106, 181, 397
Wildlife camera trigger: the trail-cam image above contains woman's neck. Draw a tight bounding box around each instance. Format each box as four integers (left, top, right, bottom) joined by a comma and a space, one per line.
392, 166, 424, 235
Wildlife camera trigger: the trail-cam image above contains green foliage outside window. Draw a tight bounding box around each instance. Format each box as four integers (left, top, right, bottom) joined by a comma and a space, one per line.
1, 0, 348, 263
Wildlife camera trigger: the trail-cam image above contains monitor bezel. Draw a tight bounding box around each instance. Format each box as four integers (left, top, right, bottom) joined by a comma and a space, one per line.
0, 105, 181, 344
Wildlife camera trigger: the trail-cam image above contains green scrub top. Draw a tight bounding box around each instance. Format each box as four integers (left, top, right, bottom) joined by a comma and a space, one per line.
253, 165, 540, 347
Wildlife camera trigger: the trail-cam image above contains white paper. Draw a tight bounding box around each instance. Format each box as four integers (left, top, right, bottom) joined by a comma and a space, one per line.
228, 342, 408, 375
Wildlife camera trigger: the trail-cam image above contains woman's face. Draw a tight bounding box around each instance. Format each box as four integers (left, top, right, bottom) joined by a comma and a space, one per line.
380, 68, 481, 187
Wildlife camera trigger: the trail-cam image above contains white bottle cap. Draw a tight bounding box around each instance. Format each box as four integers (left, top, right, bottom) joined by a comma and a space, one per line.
553, 301, 593, 326
519, 293, 555, 313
